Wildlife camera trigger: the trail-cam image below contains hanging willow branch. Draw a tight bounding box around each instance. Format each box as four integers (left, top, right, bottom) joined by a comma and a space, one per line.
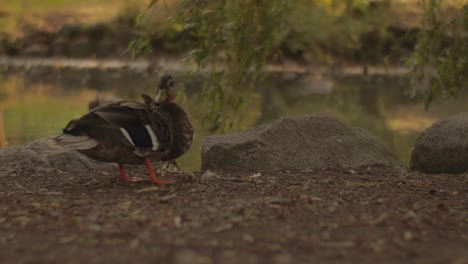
409, 0, 468, 108
130, 0, 289, 132
181, 0, 289, 132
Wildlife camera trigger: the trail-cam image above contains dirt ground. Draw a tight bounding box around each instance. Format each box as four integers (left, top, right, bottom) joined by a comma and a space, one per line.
0, 163, 467, 264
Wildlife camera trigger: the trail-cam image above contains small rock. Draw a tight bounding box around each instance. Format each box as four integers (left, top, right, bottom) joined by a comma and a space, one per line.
242, 234, 255, 243
200, 170, 218, 181
12, 216, 30, 227
129, 239, 140, 249
320, 240, 356, 248
273, 253, 292, 264
209, 239, 218, 247
116, 201, 132, 209
213, 223, 233, 232
172, 249, 212, 264
369, 239, 386, 253
135, 186, 160, 193
217, 251, 239, 264
404, 231, 415, 241
87, 224, 102, 232
58, 236, 75, 244
174, 216, 182, 228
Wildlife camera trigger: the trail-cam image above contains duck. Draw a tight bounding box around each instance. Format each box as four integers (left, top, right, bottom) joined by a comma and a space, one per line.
54, 74, 194, 185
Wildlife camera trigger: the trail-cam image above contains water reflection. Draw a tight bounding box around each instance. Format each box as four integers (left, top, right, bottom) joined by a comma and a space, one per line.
1, 67, 467, 170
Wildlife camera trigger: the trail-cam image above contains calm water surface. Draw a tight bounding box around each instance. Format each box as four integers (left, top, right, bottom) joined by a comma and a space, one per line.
1, 66, 467, 171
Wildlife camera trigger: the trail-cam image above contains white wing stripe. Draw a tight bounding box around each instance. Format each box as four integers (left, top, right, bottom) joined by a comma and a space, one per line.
145, 125, 159, 150
120, 128, 136, 146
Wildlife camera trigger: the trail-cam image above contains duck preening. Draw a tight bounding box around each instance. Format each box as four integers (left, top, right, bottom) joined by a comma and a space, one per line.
54, 74, 194, 185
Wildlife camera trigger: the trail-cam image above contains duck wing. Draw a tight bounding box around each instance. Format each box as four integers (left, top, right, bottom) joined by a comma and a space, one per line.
63, 101, 173, 155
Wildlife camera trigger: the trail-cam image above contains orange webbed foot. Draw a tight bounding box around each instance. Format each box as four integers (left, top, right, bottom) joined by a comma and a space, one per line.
144, 159, 175, 185
118, 164, 144, 182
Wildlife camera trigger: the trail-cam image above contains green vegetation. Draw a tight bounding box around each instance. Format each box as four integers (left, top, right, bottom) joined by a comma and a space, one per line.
409, 0, 468, 108
132, 0, 289, 131
131, 0, 423, 132
2, 0, 467, 132
182, 0, 289, 132
131, 0, 420, 63
140, 0, 465, 131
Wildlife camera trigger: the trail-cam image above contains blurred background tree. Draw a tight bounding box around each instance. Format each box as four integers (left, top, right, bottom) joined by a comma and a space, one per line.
409, 0, 468, 108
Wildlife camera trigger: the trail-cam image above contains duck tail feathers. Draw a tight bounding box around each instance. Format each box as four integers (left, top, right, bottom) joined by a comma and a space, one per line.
53, 134, 98, 150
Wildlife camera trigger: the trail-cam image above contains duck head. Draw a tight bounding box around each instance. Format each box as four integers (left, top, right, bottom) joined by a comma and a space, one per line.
155, 74, 177, 103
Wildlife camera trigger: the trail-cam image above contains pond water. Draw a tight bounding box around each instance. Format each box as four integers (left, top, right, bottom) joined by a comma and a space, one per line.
1, 65, 467, 171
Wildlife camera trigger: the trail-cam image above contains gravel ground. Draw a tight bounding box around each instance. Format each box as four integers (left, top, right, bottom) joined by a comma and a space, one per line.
0, 164, 467, 264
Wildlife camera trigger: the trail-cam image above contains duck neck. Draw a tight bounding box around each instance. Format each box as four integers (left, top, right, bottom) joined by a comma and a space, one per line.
160, 102, 194, 160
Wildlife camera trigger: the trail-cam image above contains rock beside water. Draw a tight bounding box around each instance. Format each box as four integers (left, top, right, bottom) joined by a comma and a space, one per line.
202, 114, 405, 172
410, 113, 468, 174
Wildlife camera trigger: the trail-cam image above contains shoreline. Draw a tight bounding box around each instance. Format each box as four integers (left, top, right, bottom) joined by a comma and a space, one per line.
0, 56, 410, 76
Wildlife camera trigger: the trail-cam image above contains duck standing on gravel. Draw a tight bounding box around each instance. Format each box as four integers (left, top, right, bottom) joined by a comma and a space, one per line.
54, 74, 193, 185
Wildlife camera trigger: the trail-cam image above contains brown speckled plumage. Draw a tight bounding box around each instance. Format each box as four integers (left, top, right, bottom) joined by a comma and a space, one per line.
160, 103, 194, 160
54, 74, 193, 184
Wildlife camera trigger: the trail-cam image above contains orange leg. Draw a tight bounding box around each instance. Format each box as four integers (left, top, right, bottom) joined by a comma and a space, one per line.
118, 164, 144, 182
144, 159, 175, 185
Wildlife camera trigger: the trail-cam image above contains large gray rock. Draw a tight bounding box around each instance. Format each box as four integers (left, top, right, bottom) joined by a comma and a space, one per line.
0, 138, 178, 178
410, 113, 468, 174
0, 138, 114, 178
202, 114, 404, 172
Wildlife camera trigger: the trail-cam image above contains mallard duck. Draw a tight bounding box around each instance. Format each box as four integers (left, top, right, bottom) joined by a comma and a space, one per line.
54, 74, 193, 185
